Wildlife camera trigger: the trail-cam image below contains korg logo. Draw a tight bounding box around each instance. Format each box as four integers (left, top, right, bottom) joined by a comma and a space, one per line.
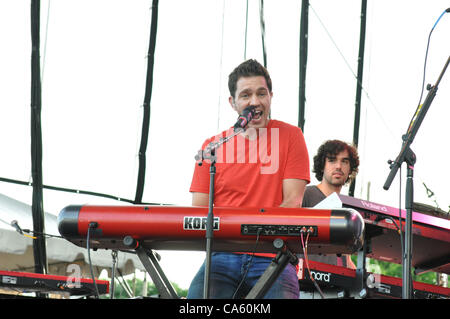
183, 216, 220, 230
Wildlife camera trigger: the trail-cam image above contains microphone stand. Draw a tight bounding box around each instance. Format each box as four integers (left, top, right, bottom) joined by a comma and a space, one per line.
195, 128, 245, 299
383, 55, 449, 299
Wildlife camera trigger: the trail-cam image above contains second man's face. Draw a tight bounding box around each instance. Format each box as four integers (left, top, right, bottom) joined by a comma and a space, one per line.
322, 150, 352, 187
229, 76, 272, 130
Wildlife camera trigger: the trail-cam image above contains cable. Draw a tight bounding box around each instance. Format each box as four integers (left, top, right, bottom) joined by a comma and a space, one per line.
110, 250, 118, 299
114, 274, 133, 298
117, 268, 134, 298
300, 230, 325, 299
398, 167, 404, 254
407, 27, 432, 134
6, 218, 62, 240
232, 227, 262, 299
243, 0, 249, 60
0, 217, 11, 227
41, 0, 51, 84
86, 222, 100, 299
309, 3, 395, 138
21, 229, 62, 239
407, 8, 449, 134
0, 176, 162, 205
216, 0, 226, 131
379, 216, 401, 236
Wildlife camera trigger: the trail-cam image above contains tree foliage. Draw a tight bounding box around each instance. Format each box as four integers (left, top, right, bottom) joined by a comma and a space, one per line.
352, 256, 438, 285
107, 277, 188, 299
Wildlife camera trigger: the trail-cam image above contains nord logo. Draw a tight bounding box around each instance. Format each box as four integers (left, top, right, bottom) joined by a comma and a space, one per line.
309, 271, 331, 283
183, 216, 220, 230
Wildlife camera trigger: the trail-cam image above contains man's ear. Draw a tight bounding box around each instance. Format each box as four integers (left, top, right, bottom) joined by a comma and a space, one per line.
229, 96, 237, 111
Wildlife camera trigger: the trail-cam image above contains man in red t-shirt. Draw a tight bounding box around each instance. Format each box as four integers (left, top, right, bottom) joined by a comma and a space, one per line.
187, 59, 310, 299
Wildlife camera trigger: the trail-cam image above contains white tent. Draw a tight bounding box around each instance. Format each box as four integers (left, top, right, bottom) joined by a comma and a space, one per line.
0, 193, 143, 277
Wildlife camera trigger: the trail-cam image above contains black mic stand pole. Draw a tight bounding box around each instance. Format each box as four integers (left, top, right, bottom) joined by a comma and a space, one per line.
204, 147, 216, 300
195, 128, 245, 299
383, 55, 449, 299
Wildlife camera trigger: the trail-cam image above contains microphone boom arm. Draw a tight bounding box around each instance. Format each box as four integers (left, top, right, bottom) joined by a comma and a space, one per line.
195, 128, 244, 164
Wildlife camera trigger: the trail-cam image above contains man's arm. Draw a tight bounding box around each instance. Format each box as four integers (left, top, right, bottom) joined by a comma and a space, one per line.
280, 178, 308, 208
192, 192, 209, 206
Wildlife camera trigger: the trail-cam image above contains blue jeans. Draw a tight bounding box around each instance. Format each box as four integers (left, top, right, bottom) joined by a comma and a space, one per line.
187, 252, 299, 299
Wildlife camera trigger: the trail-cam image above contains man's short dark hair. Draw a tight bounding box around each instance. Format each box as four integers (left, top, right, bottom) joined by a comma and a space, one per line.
313, 139, 359, 184
228, 59, 272, 99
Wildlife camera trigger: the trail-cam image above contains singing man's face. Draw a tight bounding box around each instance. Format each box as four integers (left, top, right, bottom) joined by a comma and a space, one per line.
229, 76, 272, 130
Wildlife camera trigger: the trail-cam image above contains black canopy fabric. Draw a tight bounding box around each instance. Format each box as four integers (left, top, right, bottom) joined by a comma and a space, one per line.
30, 0, 47, 275
135, 0, 159, 204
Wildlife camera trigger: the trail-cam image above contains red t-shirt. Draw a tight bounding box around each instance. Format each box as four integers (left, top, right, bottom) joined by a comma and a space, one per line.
190, 119, 310, 207
190, 120, 310, 258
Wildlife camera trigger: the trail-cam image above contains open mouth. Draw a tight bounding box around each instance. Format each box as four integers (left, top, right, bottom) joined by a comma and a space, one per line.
252, 110, 263, 120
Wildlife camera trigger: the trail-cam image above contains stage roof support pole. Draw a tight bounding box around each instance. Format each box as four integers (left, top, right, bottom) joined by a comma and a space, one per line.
30, 0, 48, 275
135, 0, 159, 204
298, 0, 309, 131
259, 0, 267, 68
349, 0, 367, 197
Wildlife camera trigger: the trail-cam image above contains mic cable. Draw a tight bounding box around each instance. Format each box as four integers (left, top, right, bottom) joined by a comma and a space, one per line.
87, 222, 101, 299
408, 8, 449, 133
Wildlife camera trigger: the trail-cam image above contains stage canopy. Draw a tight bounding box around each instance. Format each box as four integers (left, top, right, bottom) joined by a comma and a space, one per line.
0, 0, 449, 289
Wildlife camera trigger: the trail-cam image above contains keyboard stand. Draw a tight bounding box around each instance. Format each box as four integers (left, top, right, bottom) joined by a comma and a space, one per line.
246, 238, 298, 299
123, 236, 179, 299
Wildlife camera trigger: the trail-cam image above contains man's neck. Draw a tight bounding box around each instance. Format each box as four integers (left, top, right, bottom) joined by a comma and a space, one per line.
317, 183, 342, 197
241, 121, 271, 140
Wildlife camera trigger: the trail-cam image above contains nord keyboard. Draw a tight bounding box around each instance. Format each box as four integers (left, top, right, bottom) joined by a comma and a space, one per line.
297, 260, 449, 299
58, 205, 364, 255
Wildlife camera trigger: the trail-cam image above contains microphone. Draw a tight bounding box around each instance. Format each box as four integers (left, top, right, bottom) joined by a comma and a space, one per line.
233, 105, 256, 132
11, 220, 23, 234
